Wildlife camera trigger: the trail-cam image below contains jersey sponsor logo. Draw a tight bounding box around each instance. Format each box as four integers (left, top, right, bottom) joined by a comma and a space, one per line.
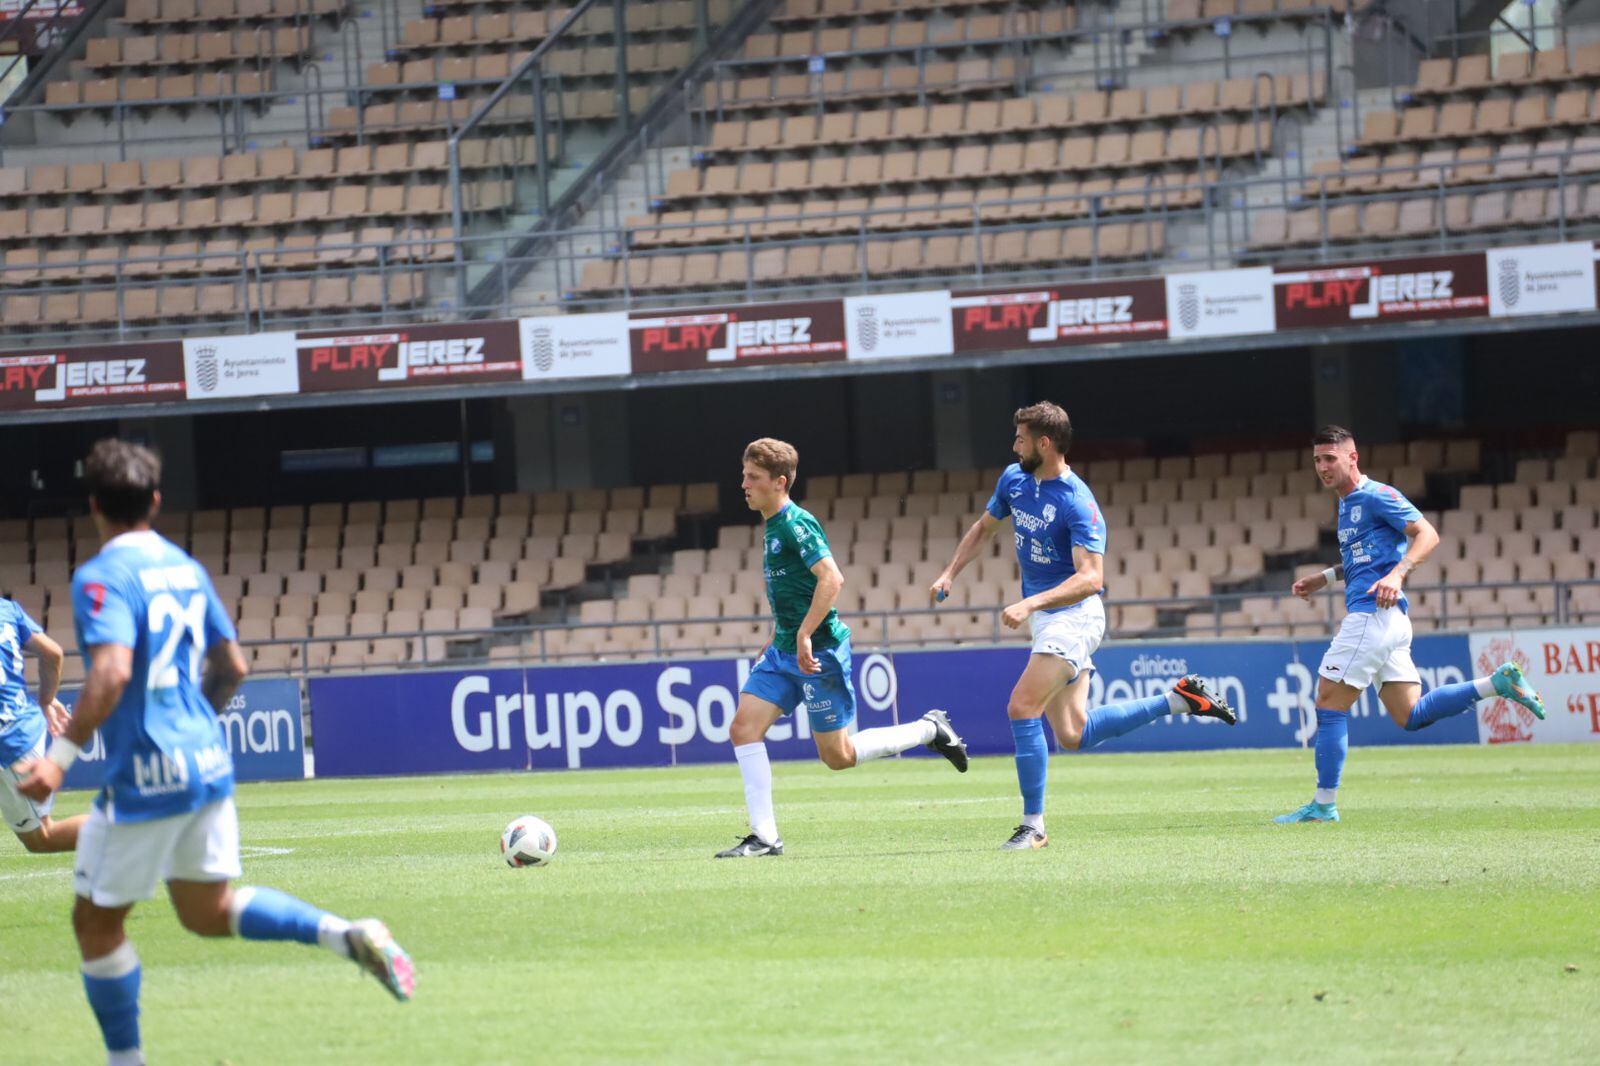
1012, 508, 1052, 534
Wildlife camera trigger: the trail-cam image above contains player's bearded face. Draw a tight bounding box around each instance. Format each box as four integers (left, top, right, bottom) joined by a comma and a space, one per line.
1017, 434, 1043, 474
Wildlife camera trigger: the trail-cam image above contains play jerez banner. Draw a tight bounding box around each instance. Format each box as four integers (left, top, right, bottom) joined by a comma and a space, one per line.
5, 241, 1599, 414
305, 630, 1599, 779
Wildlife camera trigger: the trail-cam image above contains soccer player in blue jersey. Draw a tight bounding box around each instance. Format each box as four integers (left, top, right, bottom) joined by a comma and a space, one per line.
1275, 425, 1546, 823
931, 403, 1237, 850
1, 597, 83, 852
717, 438, 969, 858
18, 440, 414, 1066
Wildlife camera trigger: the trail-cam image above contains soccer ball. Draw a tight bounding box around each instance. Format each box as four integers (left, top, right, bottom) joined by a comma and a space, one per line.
501, 815, 558, 868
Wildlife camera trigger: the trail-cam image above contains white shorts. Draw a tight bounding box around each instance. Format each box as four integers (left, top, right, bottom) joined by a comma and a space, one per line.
1029, 598, 1106, 673
1318, 607, 1421, 691
74, 797, 242, 908
1, 734, 55, 835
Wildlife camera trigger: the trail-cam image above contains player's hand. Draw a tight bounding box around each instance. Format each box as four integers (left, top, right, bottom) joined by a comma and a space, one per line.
1368, 570, 1405, 610
1001, 600, 1032, 630
929, 574, 953, 606
796, 633, 821, 674
1291, 573, 1327, 602
16, 757, 63, 802
45, 699, 70, 737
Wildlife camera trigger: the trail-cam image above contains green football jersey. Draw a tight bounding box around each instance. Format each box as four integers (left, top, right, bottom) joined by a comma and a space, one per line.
761, 502, 850, 654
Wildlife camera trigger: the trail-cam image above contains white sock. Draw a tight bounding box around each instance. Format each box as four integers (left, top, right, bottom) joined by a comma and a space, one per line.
734, 742, 778, 844
1165, 690, 1188, 715
81, 940, 139, 979
107, 1050, 145, 1066
318, 914, 353, 958
1473, 676, 1496, 699
849, 719, 937, 763
1314, 788, 1337, 805
1022, 812, 1045, 833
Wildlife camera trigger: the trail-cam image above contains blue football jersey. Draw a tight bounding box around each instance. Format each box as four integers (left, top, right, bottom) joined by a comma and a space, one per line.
0, 598, 46, 767
1335, 477, 1422, 614
72, 531, 238, 823
986, 464, 1108, 615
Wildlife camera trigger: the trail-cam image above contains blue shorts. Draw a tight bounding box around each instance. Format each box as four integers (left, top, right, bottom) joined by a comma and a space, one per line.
741, 639, 857, 733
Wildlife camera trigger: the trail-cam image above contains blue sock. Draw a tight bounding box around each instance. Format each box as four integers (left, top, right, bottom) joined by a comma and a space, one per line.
230, 885, 342, 948
1010, 717, 1048, 817
1315, 709, 1348, 796
1405, 680, 1481, 731
82, 941, 141, 1055
1080, 693, 1173, 751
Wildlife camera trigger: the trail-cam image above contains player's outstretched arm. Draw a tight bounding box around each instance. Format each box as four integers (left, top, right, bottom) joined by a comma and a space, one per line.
202, 639, 250, 713
25, 630, 64, 716
16, 643, 132, 801
931, 513, 1003, 604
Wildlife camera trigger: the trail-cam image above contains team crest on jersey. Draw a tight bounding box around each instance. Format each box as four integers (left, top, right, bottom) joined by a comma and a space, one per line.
1042, 503, 1057, 524
769, 537, 782, 554
84, 582, 107, 616
1350, 505, 1362, 524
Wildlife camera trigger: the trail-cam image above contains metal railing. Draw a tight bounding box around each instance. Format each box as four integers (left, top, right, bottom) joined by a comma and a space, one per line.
215, 578, 1600, 679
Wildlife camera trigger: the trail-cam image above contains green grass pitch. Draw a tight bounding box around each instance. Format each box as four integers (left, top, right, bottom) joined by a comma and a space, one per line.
3, 745, 1596, 1064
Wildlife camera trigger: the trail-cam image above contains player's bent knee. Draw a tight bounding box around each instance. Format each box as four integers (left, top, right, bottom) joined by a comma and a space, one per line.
728, 719, 764, 746
1006, 698, 1044, 720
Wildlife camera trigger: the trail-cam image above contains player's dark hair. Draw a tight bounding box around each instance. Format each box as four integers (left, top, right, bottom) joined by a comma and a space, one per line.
1014, 402, 1072, 455
744, 438, 798, 492
1312, 425, 1355, 447
84, 438, 161, 526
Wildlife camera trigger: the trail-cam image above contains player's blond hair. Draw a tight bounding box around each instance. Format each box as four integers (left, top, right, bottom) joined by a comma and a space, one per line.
743, 438, 798, 492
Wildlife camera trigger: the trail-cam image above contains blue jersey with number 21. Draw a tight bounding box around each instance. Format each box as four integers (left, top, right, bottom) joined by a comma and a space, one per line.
72, 531, 237, 823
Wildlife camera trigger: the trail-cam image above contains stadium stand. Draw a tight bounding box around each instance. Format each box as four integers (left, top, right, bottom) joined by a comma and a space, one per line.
571, 0, 1335, 297
8, 431, 1598, 677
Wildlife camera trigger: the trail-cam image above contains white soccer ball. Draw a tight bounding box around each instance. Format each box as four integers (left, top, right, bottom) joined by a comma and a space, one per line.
501, 815, 558, 868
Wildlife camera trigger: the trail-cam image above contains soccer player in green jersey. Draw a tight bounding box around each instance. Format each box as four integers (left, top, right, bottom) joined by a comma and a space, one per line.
716, 438, 970, 858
